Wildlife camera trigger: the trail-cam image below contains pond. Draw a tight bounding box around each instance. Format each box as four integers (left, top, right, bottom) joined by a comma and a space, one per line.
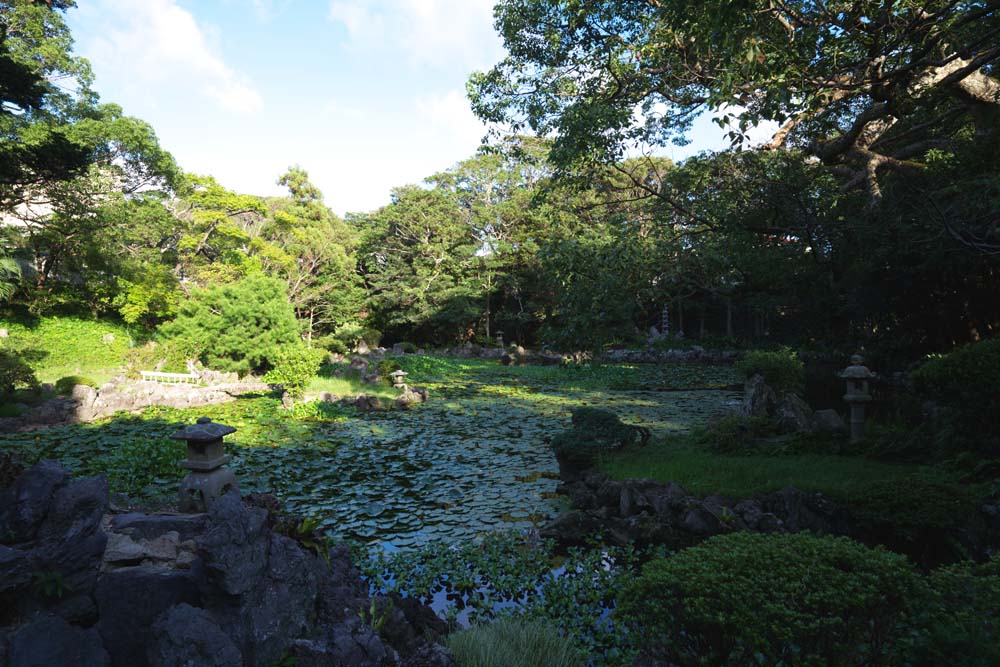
0, 358, 740, 550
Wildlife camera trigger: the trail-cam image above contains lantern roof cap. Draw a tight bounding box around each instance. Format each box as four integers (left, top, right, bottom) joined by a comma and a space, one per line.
840, 354, 875, 379
171, 417, 236, 442
389, 369, 408, 377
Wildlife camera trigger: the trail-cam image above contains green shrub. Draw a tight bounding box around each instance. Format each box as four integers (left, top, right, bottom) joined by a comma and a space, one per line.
333, 322, 382, 349
398, 341, 418, 353
903, 556, 1000, 666
447, 618, 585, 667
159, 275, 301, 374
618, 532, 918, 667
0, 403, 25, 418
550, 408, 648, 468
847, 476, 983, 564
0, 350, 39, 395
54, 375, 97, 395
909, 339, 1000, 458
263, 344, 326, 399
314, 335, 348, 355
735, 347, 805, 395
376, 358, 402, 383
911, 339, 1000, 406
703, 412, 777, 452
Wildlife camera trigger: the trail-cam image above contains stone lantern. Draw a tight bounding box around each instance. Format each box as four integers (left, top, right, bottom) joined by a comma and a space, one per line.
495, 330, 504, 348
172, 417, 239, 512
389, 369, 409, 389
840, 354, 874, 442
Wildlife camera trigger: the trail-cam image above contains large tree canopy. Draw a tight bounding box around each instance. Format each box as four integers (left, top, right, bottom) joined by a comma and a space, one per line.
470, 1, 1000, 208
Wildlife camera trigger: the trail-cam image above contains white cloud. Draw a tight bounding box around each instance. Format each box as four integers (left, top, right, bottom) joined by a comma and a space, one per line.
328, 0, 502, 69
81, 0, 262, 113
416, 89, 489, 148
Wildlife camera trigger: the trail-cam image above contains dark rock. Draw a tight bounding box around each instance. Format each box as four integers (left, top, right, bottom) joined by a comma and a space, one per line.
680, 506, 723, 536
37, 475, 109, 546
314, 545, 368, 627
197, 491, 269, 596
96, 566, 202, 667
110, 512, 208, 543
539, 510, 606, 547
0, 460, 68, 543
762, 487, 845, 534
213, 533, 319, 666
741, 374, 776, 418
733, 499, 782, 533
377, 592, 450, 658
775, 393, 814, 433
400, 643, 456, 667
811, 409, 847, 434
8, 614, 109, 667
148, 604, 242, 667
290, 616, 391, 667
0, 545, 30, 592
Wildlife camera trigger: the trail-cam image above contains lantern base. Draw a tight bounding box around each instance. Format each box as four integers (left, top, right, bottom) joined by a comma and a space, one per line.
179, 467, 239, 513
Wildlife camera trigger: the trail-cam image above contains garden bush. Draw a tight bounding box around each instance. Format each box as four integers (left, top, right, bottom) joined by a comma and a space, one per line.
0, 350, 39, 395
618, 532, 917, 667
550, 408, 649, 468
159, 275, 300, 374
908, 339, 1000, 459
735, 347, 805, 395
54, 375, 98, 395
263, 344, 326, 399
313, 334, 348, 355
902, 556, 1000, 666
447, 618, 584, 667
846, 476, 984, 565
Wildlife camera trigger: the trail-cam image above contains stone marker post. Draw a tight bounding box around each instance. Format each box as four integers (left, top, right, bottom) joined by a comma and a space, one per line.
839, 354, 874, 443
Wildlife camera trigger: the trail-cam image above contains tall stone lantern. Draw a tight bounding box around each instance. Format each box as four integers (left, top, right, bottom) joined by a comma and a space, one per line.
172, 417, 239, 512
840, 354, 874, 443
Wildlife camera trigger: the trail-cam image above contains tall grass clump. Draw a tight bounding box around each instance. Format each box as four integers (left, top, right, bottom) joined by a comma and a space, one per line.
447, 618, 584, 667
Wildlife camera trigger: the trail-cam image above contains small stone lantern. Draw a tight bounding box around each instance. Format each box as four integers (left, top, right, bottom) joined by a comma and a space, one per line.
840, 354, 874, 442
389, 369, 409, 389
495, 330, 504, 348
172, 417, 239, 512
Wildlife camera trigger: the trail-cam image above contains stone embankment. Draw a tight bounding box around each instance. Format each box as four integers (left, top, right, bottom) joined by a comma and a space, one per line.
1, 461, 453, 667
1, 376, 269, 432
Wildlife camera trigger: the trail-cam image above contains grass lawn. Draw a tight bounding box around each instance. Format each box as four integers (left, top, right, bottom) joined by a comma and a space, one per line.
306, 373, 401, 400
599, 435, 960, 501
0, 316, 133, 385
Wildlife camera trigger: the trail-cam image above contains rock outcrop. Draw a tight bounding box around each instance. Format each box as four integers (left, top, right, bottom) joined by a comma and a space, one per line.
1, 462, 453, 667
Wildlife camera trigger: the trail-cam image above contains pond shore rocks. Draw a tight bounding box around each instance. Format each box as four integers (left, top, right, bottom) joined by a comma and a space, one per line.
1, 461, 454, 667
542, 468, 1000, 562
540, 470, 852, 550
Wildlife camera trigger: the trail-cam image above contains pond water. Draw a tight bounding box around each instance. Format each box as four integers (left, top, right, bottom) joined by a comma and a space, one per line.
0, 359, 741, 551
232, 378, 740, 550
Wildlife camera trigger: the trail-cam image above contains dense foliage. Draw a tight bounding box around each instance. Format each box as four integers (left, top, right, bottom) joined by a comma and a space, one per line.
159, 275, 300, 374
735, 348, 805, 395
550, 407, 648, 468
619, 532, 918, 666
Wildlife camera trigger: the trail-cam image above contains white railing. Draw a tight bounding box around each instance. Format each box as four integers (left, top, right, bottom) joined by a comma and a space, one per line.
140, 371, 200, 385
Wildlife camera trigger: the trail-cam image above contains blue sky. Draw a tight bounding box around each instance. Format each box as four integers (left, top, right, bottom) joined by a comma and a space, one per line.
66, 0, 755, 215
